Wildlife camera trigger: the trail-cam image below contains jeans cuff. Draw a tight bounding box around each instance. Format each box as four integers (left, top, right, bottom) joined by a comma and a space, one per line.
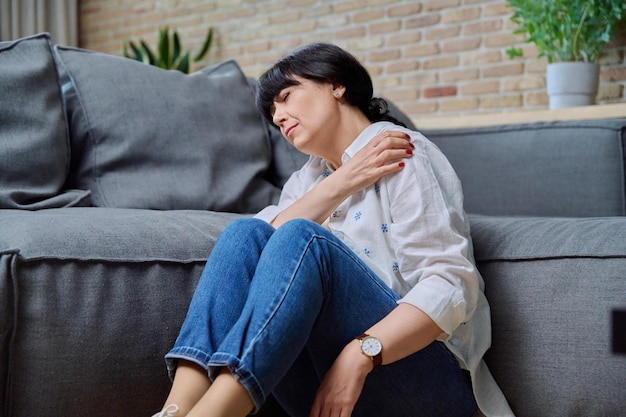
164, 346, 212, 381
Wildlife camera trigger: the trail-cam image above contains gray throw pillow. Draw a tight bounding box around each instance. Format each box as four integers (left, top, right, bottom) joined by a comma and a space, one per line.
0, 33, 91, 209
54, 46, 281, 213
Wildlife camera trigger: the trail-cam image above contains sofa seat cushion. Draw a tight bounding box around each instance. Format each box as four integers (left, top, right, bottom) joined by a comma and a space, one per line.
54, 47, 281, 213
469, 215, 626, 416
423, 119, 626, 217
0, 208, 241, 261
0, 33, 91, 209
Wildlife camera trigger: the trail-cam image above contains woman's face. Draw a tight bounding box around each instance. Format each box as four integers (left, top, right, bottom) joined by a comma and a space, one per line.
271, 75, 343, 156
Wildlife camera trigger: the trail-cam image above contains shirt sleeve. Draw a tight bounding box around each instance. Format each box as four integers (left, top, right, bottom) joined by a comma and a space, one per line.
254, 156, 320, 223
387, 133, 481, 339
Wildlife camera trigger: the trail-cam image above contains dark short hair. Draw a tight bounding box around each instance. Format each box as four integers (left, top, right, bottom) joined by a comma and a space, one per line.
256, 43, 406, 127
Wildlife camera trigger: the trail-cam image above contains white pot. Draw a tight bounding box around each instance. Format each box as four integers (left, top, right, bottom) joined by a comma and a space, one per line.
546, 62, 600, 109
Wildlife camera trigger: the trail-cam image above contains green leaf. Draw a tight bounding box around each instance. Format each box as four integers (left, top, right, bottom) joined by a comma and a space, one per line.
172, 31, 182, 66
125, 40, 144, 62
140, 40, 156, 66
193, 27, 214, 62
506, 47, 524, 60
175, 52, 190, 73
158, 27, 170, 69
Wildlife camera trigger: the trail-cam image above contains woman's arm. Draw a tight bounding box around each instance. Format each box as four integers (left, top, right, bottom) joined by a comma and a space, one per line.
311, 134, 479, 417
311, 304, 440, 417
271, 130, 413, 228
360, 302, 442, 366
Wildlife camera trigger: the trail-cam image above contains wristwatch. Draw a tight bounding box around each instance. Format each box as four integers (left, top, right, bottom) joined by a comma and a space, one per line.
355, 333, 382, 371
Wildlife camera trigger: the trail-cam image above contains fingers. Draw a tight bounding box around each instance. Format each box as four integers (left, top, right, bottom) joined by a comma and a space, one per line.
371, 130, 414, 150
336, 130, 414, 195
369, 130, 414, 165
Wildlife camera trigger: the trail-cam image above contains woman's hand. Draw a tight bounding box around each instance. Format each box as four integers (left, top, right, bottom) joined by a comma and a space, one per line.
335, 130, 414, 196
310, 341, 372, 417
309, 305, 444, 417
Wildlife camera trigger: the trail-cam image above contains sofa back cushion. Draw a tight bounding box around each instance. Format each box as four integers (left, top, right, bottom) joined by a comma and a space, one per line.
422, 119, 626, 217
0, 33, 91, 209
54, 47, 281, 213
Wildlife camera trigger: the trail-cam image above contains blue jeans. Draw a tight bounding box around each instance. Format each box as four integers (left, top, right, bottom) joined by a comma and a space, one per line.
165, 218, 476, 417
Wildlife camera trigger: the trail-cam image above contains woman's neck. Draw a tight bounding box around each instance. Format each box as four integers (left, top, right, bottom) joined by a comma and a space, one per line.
324, 109, 372, 168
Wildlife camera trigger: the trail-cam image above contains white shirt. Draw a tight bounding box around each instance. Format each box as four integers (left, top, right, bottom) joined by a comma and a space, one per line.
256, 122, 513, 417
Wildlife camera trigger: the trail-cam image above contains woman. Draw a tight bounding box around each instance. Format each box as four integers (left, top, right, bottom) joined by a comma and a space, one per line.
152, 43, 512, 417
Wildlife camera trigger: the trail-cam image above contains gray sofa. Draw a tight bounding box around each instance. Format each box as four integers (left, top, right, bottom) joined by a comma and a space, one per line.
1, 33, 624, 417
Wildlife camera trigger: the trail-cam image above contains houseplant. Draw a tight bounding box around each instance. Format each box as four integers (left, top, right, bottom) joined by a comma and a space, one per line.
506, 0, 626, 109
122, 26, 214, 74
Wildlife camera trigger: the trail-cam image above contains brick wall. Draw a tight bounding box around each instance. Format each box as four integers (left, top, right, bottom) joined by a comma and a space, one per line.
79, 0, 626, 119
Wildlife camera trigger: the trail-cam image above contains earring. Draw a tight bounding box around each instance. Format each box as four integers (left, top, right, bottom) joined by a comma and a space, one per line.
335, 92, 341, 97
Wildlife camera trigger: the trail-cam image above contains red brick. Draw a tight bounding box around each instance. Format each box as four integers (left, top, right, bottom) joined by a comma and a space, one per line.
336, 26, 367, 39
423, 56, 459, 70
387, 60, 420, 73
424, 0, 461, 11
503, 75, 545, 91
460, 80, 501, 95
424, 85, 458, 98
371, 20, 402, 35
402, 72, 439, 87
443, 37, 481, 53
388, 3, 422, 17
384, 89, 420, 102
480, 95, 523, 108
442, 8, 481, 24
463, 19, 503, 36
439, 97, 479, 112
388, 31, 421, 45
484, 1, 512, 16
601, 67, 626, 82
482, 63, 524, 78
426, 26, 461, 41
597, 84, 624, 100
405, 43, 440, 57
404, 101, 439, 115
370, 49, 401, 62
353, 10, 384, 23
406, 15, 440, 29
462, 50, 502, 65
441, 68, 479, 82
525, 91, 549, 106
333, 0, 367, 13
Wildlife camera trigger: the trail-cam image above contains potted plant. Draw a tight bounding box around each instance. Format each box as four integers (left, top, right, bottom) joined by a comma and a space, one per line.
122, 26, 214, 74
506, 0, 626, 109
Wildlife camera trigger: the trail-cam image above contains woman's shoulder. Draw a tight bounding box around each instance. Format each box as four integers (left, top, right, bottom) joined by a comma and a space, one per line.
374, 121, 437, 152
286, 155, 327, 184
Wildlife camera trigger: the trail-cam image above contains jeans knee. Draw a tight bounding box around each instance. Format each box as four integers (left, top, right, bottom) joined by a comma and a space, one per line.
276, 218, 321, 238
221, 217, 274, 242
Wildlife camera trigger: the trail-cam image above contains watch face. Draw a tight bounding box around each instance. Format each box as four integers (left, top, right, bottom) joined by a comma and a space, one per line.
361, 336, 382, 356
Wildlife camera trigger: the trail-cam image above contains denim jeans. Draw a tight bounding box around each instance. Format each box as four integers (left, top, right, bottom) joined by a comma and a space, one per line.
165, 218, 476, 417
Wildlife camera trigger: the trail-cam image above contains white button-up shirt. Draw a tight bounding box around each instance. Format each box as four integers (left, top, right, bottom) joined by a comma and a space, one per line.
256, 121, 513, 416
